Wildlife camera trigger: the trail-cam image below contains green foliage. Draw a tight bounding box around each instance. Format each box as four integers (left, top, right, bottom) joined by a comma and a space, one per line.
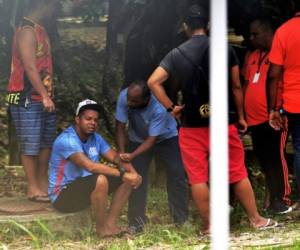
73, 0, 107, 24
35, 219, 55, 239
9, 220, 40, 248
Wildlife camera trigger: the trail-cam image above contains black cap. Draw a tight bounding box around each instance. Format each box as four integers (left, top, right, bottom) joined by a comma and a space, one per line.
185, 4, 209, 22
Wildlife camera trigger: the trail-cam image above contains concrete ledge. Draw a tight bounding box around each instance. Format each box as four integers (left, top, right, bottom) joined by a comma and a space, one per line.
0, 197, 92, 234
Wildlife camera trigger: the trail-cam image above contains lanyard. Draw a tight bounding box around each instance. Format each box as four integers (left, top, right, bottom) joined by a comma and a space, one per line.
257, 51, 269, 73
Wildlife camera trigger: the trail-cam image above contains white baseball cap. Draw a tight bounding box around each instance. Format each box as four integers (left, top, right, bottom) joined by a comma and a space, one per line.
75, 99, 101, 116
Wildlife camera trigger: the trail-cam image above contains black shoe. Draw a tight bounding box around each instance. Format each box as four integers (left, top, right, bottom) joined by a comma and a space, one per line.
128, 215, 148, 234
269, 200, 292, 215
127, 225, 144, 235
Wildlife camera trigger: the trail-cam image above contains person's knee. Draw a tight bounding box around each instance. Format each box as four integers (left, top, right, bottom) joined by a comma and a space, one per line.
94, 175, 109, 192
191, 183, 209, 198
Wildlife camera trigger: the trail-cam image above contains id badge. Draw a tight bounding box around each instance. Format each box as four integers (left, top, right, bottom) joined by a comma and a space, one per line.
252, 72, 260, 83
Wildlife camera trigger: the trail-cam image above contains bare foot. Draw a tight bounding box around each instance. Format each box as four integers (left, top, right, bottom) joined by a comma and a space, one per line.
27, 186, 48, 199
200, 228, 210, 236
200, 224, 210, 236
250, 217, 278, 230
96, 224, 123, 237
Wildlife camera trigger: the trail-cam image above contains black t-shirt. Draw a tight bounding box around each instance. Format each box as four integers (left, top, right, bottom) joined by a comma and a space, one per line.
160, 35, 239, 127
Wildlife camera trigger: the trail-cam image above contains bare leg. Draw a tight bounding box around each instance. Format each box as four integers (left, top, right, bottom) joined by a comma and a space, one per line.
263, 181, 270, 210
21, 154, 45, 198
90, 175, 109, 236
91, 175, 132, 237
233, 178, 270, 227
37, 148, 51, 194
191, 183, 210, 234
106, 182, 132, 232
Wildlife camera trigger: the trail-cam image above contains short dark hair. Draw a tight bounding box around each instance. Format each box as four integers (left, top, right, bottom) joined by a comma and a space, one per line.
250, 15, 281, 33
128, 80, 151, 99
184, 4, 209, 30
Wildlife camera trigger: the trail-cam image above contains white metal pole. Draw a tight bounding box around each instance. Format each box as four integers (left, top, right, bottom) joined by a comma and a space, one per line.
210, 0, 229, 249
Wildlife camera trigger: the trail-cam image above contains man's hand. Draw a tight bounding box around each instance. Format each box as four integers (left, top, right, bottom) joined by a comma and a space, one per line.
42, 96, 55, 112
119, 153, 133, 162
171, 105, 184, 120
123, 172, 142, 189
238, 119, 247, 133
269, 111, 283, 130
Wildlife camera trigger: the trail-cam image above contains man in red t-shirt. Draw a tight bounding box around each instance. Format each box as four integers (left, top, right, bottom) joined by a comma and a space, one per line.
267, 1, 300, 209
7, 1, 58, 202
243, 17, 291, 214
148, 5, 277, 235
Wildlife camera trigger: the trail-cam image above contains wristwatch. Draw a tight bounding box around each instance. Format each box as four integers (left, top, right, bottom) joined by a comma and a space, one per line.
166, 104, 175, 112
118, 166, 126, 179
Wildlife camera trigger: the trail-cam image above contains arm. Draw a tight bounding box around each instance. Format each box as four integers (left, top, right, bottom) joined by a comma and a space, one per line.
267, 63, 283, 111
230, 65, 247, 132
69, 152, 120, 176
267, 63, 284, 130
115, 120, 127, 153
148, 67, 184, 119
130, 136, 157, 158
103, 148, 142, 188
69, 150, 142, 188
102, 148, 136, 173
119, 107, 168, 162
119, 136, 157, 162
17, 28, 55, 112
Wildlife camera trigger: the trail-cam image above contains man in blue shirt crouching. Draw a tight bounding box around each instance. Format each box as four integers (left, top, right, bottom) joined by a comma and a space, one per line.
48, 99, 142, 237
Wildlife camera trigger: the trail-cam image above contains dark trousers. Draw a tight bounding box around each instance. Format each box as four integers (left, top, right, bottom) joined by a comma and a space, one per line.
127, 136, 189, 228
249, 122, 291, 204
287, 113, 300, 198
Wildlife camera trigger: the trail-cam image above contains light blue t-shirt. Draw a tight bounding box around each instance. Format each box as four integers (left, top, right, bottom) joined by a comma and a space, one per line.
115, 88, 178, 143
48, 126, 110, 202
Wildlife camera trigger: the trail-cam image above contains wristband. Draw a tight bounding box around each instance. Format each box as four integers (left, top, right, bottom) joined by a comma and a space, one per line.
166, 104, 175, 112
118, 166, 126, 179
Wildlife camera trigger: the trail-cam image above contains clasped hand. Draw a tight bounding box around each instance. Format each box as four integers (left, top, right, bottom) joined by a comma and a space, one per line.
123, 172, 142, 189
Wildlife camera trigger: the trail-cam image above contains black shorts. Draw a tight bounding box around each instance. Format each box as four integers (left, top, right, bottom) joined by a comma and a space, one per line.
53, 174, 122, 213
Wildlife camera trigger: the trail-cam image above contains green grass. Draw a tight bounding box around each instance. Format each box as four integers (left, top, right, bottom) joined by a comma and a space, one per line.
0, 159, 300, 249
0, 185, 299, 250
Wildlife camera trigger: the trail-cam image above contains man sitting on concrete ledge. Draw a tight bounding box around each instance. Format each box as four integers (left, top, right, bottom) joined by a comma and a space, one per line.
48, 99, 142, 237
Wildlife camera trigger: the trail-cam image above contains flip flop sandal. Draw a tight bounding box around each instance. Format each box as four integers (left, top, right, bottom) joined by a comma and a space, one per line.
255, 218, 278, 230
28, 195, 51, 203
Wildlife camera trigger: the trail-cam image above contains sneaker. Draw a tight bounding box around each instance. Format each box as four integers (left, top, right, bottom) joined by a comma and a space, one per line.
269, 200, 293, 215
292, 201, 300, 211
127, 225, 144, 235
